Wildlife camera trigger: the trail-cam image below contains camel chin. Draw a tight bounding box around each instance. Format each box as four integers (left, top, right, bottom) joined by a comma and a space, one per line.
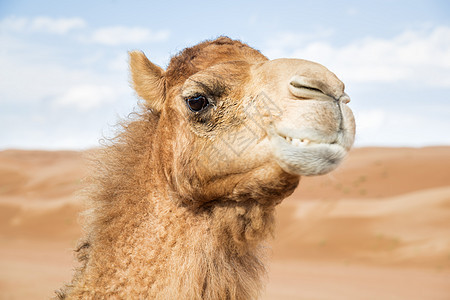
269, 128, 349, 176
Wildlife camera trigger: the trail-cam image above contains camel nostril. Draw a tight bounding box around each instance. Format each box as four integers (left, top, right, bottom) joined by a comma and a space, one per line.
288, 75, 325, 99
289, 77, 323, 94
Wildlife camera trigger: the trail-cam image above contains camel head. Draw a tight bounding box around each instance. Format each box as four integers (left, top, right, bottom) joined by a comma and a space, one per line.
129, 37, 355, 208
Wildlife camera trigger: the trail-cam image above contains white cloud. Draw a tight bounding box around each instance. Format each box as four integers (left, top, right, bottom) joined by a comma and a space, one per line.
0, 16, 86, 34
265, 26, 450, 88
54, 84, 120, 110
248, 14, 258, 26
0, 46, 119, 106
0, 16, 28, 31
264, 30, 334, 56
108, 53, 129, 71
90, 26, 170, 46
354, 108, 450, 146
0, 16, 170, 45
31, 16, 86, 34
346, 7, 358, 16
355, 109, 386, 132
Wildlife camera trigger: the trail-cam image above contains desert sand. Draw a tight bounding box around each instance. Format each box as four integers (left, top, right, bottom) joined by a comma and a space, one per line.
0, 147, 449, 299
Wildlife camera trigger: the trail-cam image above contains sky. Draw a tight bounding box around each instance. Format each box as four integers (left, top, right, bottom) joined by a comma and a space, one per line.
1, 0, 449, 150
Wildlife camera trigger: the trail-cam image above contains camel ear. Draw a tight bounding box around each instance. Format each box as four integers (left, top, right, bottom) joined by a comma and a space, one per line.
129, 51, 166, 112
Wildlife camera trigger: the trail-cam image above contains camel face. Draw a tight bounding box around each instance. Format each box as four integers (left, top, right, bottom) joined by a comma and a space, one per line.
130, 37, 355, 206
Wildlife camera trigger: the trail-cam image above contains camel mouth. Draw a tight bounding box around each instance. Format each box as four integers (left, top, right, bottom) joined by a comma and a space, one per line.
269, 128, 348, 176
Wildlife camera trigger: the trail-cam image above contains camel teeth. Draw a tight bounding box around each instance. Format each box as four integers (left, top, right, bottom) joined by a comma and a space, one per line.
283, 135, 312, 146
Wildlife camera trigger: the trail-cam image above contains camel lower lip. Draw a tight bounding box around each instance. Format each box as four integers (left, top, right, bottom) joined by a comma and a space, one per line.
270, 133, 347, 176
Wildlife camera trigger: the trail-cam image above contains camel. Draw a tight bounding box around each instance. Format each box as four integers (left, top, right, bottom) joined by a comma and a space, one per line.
57, 37, 355, 299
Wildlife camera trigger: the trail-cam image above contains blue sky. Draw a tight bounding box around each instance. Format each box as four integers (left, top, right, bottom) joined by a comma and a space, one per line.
1, 0, 449, 149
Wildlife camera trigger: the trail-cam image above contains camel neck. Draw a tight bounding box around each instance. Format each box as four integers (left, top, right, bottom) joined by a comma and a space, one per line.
65, 184, 267, 299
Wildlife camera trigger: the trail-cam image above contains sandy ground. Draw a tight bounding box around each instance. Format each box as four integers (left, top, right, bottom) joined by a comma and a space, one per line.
0, 147, 449, 299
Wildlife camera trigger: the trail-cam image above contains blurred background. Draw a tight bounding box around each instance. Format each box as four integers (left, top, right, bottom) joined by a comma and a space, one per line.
1, 0, 449, 299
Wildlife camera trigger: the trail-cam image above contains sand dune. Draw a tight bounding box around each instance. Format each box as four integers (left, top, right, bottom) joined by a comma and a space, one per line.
0, 147, 449, 299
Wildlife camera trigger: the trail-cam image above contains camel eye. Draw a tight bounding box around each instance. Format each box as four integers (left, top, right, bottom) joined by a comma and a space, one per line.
185, 95, 209, 112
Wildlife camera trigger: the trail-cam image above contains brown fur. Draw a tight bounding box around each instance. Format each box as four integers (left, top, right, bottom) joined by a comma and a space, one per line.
58, 37, 354, 299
